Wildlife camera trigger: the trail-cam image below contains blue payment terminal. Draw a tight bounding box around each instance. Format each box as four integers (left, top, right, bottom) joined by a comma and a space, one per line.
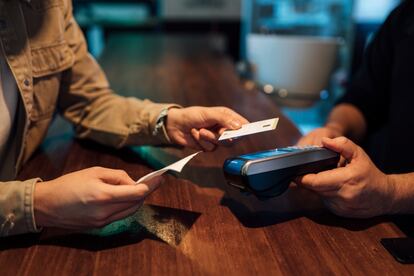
223, 146, 340, 199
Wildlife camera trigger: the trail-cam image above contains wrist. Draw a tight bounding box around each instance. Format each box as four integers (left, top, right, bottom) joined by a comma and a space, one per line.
165, 107, 183, 137
165, 107, 181, 129
385, 174, 399, 214
33, 181, 51, 228
386, 174, 413, 215
153, 106, 181, 144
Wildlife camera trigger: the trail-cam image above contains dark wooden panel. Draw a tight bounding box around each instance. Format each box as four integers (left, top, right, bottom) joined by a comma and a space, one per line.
1, 34, 413, 275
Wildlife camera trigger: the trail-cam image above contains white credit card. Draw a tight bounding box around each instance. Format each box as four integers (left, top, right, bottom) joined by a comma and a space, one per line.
218, 118, 279, 141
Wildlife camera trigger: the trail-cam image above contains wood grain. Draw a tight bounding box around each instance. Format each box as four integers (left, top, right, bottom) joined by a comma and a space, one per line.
1, 34, 413, 275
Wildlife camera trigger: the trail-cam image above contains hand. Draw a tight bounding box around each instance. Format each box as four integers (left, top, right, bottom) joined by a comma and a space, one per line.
34, 167, 162, 229
296, 124, 344, 146
296, 137, 395, 218
166, 106, 249, 151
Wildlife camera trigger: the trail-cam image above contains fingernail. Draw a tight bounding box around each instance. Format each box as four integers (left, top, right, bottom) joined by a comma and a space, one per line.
230, 121, 241, 129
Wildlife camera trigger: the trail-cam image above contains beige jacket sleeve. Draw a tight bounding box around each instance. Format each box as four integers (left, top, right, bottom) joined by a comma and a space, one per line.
0, 179, 42, 236
0, 1, 180, 237
59, 0, 179, 147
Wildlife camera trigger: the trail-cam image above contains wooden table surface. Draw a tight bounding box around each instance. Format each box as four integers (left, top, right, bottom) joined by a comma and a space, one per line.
1, 34, 413, 275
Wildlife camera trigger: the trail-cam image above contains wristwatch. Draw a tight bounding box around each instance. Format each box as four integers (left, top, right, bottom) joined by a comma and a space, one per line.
152, 107, 172, 143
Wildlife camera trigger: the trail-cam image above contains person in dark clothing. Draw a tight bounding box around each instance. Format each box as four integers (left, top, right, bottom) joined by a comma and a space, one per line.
296, 1, 414, 218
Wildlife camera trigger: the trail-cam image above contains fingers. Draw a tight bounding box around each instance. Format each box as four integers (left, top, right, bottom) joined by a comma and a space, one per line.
296, 167, 349, 192
191, 128, 216, 151
194, 127, 238, 149
192, 125, 241, 150
322, 137, 358, 161
216, 107, 249, 127
199, 128, 220, 143
171, 107, 248, 149
203, 107, 248, 130
98, 177, 162, 225
92, 167, 136, 186
102, 176, 163, 203
221, 107, 249, 126
296, 127, 343, 147
196, 126, 240, 149
172, 131, 203, 151
139, 176, 164, 194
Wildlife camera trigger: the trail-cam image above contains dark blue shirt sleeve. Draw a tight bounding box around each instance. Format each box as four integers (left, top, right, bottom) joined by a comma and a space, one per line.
336, 3, 406, 134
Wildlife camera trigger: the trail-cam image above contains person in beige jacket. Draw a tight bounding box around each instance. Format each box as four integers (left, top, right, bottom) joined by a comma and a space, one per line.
0, 0, 248, 236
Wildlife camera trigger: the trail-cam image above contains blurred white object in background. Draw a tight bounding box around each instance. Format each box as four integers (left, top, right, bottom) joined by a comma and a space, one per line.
247, 34, 341, 107
353, 0, 400, 23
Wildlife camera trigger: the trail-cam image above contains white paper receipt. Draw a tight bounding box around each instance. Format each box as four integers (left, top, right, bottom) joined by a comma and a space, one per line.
136, 151, 201, 184
218, 118, 279, 141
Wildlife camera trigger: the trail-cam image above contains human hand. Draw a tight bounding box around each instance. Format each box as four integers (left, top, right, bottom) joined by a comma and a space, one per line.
296, 123, 344, 146
166, 106, 249, 151
296, 137, 395, 218
34, 167, 162, 229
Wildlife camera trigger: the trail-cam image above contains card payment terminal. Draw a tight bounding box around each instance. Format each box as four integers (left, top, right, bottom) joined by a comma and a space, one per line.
223, 146, 340, 199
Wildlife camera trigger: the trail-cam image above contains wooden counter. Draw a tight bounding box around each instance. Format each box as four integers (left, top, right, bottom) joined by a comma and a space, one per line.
1, 35, 412, 275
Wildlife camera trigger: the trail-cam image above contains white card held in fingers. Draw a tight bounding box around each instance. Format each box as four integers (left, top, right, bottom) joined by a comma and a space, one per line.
136, 151, 201, 184
218, 118, 279, 141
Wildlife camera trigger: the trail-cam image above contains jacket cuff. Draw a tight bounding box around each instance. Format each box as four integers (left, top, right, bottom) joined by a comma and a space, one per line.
125, 101, 182, 146
149, 104, 182, 144
26, 178, 43, 233
0, 178, 42, 236
152, 105, 182, 144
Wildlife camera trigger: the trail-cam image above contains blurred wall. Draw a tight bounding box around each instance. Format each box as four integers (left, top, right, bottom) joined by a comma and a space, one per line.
162, 0, 241, 20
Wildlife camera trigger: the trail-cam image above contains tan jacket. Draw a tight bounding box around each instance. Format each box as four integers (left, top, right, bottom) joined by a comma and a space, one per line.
0, 0, 177, 236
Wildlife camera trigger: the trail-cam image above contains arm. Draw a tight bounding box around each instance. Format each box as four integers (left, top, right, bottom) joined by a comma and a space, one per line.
0, 169, 162, 237
59, 0, 178, 147
33, 168, 161, 230
59, 1, 248, 150
298, 103, 367, 146
0, 2, 170, 236
325, 103, 367, 142
389, 173, 414, 214
296, 137, 414, 218
298, 3, 403, 146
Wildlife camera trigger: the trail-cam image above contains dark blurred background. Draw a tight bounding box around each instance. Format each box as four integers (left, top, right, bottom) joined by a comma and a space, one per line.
72, 0, 401, 134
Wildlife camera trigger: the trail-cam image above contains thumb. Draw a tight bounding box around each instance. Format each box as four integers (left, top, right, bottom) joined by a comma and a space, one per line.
95, 167, 136, 185
102, 176, 164, 203
137, 176, 164, 194
321, 137, 358, 161
203, 107, 246, 130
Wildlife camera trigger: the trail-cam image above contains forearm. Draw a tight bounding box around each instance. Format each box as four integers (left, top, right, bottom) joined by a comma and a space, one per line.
60, 0, 180, 147
388, 173, 414, 214
326, 103, 367, 142
72, 96, 180, 147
